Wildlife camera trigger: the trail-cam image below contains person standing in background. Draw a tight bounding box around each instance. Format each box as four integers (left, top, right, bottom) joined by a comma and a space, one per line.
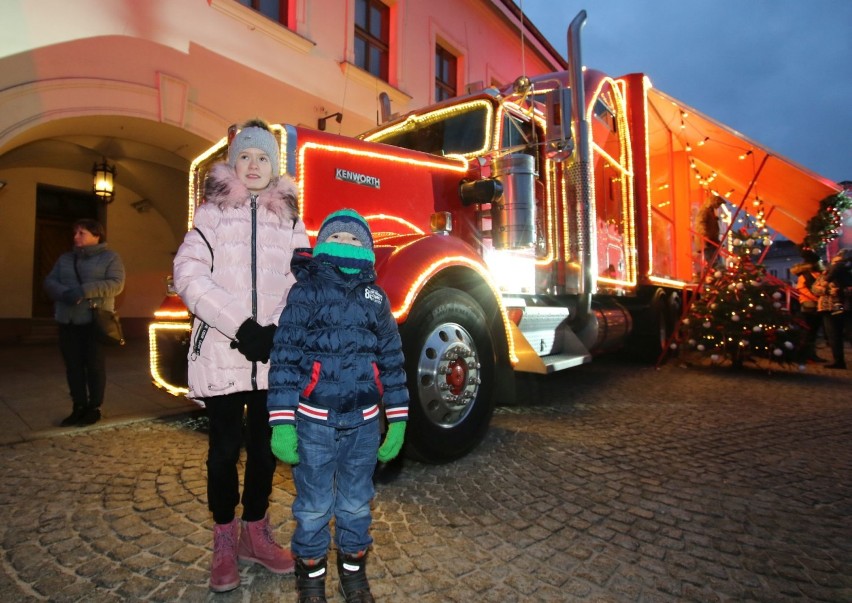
813, 248, 852, 369
173, 118, 310, 592
44, 219, 125, 427
791, 249, 825, 363
697, 195, 726, 267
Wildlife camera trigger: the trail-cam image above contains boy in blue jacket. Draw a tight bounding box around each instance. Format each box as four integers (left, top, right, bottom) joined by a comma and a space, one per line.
268, 209, 409, 603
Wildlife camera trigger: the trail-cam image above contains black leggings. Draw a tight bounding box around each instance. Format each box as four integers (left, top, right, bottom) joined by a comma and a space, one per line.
205, 390, 277, 524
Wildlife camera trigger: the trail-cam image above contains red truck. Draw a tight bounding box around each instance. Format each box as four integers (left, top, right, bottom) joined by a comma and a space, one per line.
149, 12, 839, 463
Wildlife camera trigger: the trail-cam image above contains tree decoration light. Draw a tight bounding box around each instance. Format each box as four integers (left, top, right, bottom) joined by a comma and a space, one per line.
677, 206, 806, 368
801, 192, 852, 253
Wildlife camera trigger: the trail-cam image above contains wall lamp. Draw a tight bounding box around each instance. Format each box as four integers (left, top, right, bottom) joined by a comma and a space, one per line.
93, 158, 116, 204
318, 112, 343, 131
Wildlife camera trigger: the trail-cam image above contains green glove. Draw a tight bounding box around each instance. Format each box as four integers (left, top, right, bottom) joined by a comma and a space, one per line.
271, 424, 299, 464
377, 422, 406, 463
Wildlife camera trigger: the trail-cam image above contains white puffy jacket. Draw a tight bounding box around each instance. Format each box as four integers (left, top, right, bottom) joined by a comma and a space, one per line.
173, 163, 310, 401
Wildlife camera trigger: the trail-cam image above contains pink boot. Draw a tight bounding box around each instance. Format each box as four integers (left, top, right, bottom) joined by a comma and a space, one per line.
209, 518, 240, 592
237, 514, 295, 574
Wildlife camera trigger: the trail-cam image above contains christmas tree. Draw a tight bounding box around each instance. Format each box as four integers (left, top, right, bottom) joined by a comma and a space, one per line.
677, 211, 807, 368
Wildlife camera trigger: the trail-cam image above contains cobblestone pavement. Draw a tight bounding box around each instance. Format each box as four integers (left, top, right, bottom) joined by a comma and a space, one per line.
0, 354, 850, 602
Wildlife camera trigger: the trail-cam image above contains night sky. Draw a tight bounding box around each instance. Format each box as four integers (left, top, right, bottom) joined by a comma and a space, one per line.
518, 0, 852, 184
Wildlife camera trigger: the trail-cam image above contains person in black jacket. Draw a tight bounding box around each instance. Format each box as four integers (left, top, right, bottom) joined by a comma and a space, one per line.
268, 209, 409, 603
43, 219, 125, 426
813, 248, 852, 369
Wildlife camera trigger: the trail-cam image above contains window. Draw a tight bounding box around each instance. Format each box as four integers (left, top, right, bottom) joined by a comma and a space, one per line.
367, 101, 491, 158
592, 85, 632, 280
501, 112, 534, 150
237, 0, 289, 26
435, 45, 457, 102
593, 98, 616, 133
355, 0, 389, 81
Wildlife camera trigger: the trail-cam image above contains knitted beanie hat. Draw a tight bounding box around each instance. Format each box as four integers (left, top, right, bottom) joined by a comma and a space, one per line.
228, 126, 280, 176
316, 208, 374, 249
314, 209, 375, 274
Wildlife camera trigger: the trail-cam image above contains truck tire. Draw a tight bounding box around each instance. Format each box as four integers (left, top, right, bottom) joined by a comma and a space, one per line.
400, 288, 495, 463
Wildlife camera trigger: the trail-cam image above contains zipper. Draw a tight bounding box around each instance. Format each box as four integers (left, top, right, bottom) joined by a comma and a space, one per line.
250, 194, 258, 390
190, 318, 209, 360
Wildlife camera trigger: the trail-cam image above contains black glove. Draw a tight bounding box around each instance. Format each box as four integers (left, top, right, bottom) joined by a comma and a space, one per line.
233, 319, 276, 363
60, 287, 84, 305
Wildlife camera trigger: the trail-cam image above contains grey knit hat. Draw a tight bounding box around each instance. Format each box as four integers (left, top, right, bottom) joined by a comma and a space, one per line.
316, 209, 374, 250
228, 126, 280, 175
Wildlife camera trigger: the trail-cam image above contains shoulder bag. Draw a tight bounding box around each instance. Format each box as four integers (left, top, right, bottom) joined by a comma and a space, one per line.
73, 257, 126, 346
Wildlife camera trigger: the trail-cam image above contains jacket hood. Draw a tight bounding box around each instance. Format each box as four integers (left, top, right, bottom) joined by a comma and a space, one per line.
790, 261, 821, 275
204, 162, 298, 221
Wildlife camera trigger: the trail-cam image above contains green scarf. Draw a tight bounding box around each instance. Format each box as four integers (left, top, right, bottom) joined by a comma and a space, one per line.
313, 241, 375, 274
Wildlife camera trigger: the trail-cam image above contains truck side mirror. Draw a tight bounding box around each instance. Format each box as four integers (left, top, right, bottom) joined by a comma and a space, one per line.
544, 88, 574, 161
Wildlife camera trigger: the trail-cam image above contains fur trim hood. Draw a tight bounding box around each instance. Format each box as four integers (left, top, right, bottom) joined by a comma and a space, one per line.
204, 162, 299, 221
791, 261, 822, 276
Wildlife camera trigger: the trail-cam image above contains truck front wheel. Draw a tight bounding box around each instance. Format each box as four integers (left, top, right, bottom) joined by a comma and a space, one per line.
400, 289, 495, 463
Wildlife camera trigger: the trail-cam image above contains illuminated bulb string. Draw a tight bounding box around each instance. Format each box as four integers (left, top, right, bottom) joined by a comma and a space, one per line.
673, 103, 761, 203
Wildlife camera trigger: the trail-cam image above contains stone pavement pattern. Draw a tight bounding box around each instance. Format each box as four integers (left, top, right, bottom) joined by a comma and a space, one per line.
0, 356, 850, 602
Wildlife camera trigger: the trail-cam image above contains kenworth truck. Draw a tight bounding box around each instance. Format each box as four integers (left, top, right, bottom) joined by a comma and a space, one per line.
149, 12, 839, 463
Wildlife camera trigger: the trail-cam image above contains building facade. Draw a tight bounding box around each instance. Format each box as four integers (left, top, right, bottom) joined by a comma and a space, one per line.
0, 0, 565, 341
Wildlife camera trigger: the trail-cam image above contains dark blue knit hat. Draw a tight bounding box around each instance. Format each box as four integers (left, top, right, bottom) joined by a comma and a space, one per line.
316, 209, 374, 249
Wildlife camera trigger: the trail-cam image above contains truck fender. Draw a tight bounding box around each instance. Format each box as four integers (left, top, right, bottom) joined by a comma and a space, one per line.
376, 234, 500, 325
374, 234, 516, 371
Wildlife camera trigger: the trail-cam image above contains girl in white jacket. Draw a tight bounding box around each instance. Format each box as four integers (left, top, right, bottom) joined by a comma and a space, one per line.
173, 119, 309, 592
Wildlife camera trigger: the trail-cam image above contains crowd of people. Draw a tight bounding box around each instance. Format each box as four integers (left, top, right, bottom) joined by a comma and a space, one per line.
793, 247, 851, 369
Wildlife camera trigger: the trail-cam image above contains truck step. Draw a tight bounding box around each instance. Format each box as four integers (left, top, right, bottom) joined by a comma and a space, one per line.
538, 352, 592, 373
515, 305, 570, 356
509, 308, 593, 374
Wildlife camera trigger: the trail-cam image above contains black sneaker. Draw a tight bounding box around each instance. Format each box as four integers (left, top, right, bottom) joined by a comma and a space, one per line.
78, 408, 101, 426
60, 409, 85, 427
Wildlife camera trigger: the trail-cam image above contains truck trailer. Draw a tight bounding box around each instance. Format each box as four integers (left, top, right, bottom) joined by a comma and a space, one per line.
149, 12, 840, 463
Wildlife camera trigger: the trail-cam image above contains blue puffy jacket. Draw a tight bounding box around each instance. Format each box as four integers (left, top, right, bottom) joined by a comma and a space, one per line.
43, 243, 125, 325
267, 250, 409, 429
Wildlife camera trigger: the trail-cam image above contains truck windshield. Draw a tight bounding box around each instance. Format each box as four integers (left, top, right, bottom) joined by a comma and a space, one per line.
365, 100, 492, 157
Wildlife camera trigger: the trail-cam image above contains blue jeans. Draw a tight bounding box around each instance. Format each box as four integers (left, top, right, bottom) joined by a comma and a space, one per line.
291, 418, 379, 559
